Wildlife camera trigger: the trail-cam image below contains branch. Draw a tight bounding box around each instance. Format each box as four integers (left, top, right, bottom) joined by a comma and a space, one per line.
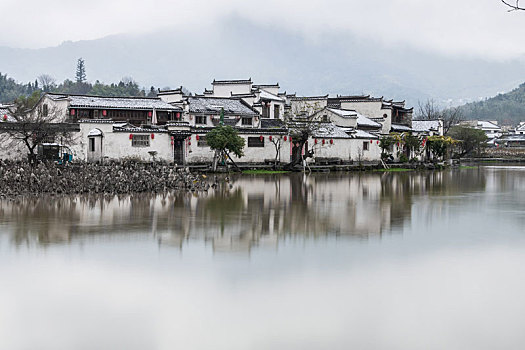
501, 0, 525, 11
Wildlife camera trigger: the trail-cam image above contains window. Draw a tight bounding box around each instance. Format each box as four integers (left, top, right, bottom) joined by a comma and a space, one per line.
196, 116, 207, 125
242, 117, 252, 126
262, 105, 270, 118
89, 138, 95, 152
77, 109, 91, 118
42, 104, 48, 117
248, 137, 264, 147
274, 105, 280, 119
132, 134, 150, 147
322, 114, 329, 122
197, 136, 207, 147
363, 141, 369, 151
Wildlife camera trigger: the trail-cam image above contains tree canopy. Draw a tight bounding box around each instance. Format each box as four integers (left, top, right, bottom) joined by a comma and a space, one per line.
448, 126, 487, 156
206, 125, 245, 158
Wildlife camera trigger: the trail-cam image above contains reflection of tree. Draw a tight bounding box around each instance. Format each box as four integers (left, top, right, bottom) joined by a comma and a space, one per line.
0, 169, 490, 252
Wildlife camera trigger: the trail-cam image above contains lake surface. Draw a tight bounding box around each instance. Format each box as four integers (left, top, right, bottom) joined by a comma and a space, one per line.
2, 166, 525, 350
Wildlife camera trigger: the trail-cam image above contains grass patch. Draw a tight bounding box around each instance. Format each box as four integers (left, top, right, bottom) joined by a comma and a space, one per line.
373, 168, 414, 172
242, 170, 291, 175
459, 166, 477, 169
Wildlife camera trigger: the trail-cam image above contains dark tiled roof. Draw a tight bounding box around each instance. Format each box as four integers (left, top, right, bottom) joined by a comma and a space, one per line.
157, 87, 183, 95
253, 83, 279, 88
391, 124, 412, 132
290, 95, 329, 101
212, 78, 252, 85
187, 97, 257, 116
261, 119, 286, 128
47, 93, 182, 111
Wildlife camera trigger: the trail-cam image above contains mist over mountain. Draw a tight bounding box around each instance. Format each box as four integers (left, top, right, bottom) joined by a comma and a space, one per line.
1, 15, 525, 107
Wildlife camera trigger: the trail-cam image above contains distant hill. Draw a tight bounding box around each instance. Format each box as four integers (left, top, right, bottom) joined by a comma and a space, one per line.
458, 83, 525, 125
2, 16, 525, 108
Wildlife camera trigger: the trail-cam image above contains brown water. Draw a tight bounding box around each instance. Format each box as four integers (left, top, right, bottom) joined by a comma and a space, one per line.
1, 166, 525, 349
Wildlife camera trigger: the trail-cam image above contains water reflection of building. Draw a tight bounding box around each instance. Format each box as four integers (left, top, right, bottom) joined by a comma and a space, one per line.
0, 170, 489, 253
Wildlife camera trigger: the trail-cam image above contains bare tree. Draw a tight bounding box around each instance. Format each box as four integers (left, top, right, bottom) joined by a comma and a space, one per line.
416, 99, 463, 134
502, 0, 525, 11
270, 136, 282, 168
284, 101, 332, 169
0, 96, 79, 163
37, 74, 56, 92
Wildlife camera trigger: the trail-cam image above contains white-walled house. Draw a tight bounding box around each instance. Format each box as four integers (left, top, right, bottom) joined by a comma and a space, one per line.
459, 120, 502, 139
411, 119, 444, 137
514, 122, 525, 135
211, 79, 253, 98
0, 81, 418, 165
328, 95, 413, 135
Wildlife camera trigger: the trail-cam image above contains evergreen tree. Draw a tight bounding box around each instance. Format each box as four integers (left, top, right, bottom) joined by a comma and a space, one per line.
75, 58, 87, 83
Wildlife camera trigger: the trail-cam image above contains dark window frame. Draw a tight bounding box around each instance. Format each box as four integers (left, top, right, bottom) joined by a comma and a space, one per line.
248, 137, 265, 147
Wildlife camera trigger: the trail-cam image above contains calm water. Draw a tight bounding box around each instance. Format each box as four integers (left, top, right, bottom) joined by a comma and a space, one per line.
2, 166, 525, 349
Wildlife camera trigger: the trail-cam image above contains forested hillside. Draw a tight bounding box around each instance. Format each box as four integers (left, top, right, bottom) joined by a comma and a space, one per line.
459, 83, 525, 125
0, 69, 161, 104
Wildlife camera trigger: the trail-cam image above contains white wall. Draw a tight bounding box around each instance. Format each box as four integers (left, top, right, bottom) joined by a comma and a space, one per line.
186, 134, 288, 164
340, 101, 391, 134
290, 99, 328, 116
158, 93, 183, 104
212, 83, 252, 97
306, 137, 382, 162
72, 122, 174, 162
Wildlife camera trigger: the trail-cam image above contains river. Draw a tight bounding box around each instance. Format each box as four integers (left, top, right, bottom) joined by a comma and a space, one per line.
1, 166, 525, 349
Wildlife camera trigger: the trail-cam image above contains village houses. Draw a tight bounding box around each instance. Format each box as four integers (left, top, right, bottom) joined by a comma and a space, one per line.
0, 78, 443, 165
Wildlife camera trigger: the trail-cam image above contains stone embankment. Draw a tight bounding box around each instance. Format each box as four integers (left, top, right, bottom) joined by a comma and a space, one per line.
0, 161, 209, 198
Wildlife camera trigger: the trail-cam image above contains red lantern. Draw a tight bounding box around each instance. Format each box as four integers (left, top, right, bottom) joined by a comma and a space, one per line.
284, 136, 287, 141
2, 114, 7, 121
397, 142, 400, 147
314, 139, 318, 144
171, 141, 174, 145
70, 109, 75, 116
269, 135, 273, 141
370, 140, 373, 144
376, 140, 379, 144
196, 135, 200, 140
102, 110, 107, 116
289, 137, 292, 142
171, 136, 174, 141
151, 133, 155, 139
330, 139, 334, 144
188, 141, 191, 145
129, 134, 133, 140
259, 135, 264, 142
148, 111, 152, 117
176, 112, 181, 119
322, 139, 325, 145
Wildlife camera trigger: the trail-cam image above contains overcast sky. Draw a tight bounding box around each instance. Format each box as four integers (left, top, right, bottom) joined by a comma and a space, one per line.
1, 0, 524, 60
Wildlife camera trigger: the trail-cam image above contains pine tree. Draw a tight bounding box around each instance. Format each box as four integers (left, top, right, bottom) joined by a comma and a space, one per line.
75, 58, 87, 83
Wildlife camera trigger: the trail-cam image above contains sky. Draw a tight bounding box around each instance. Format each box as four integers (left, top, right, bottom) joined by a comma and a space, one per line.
1, 0, 525, 61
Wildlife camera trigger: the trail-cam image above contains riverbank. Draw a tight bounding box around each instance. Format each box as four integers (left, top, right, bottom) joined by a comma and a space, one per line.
0, 160, 209, 198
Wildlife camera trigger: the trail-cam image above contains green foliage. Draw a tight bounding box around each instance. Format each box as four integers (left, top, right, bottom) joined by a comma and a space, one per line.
0, 72, 39, 103
426, 135, 457, 158
379, 136, 394, 156
16, 90, 42, 109
404, 134, 421, 154
448, 126, 487, 156
399, 154, 409, 163
206, 125, 245, 158
0, 71, 150, 104
458, 82, 525, 124
75, 58, 87, 83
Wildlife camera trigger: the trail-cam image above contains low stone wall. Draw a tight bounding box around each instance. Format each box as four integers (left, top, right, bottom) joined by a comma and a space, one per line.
483, 148, 525, 159
0, 160, 208, 198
